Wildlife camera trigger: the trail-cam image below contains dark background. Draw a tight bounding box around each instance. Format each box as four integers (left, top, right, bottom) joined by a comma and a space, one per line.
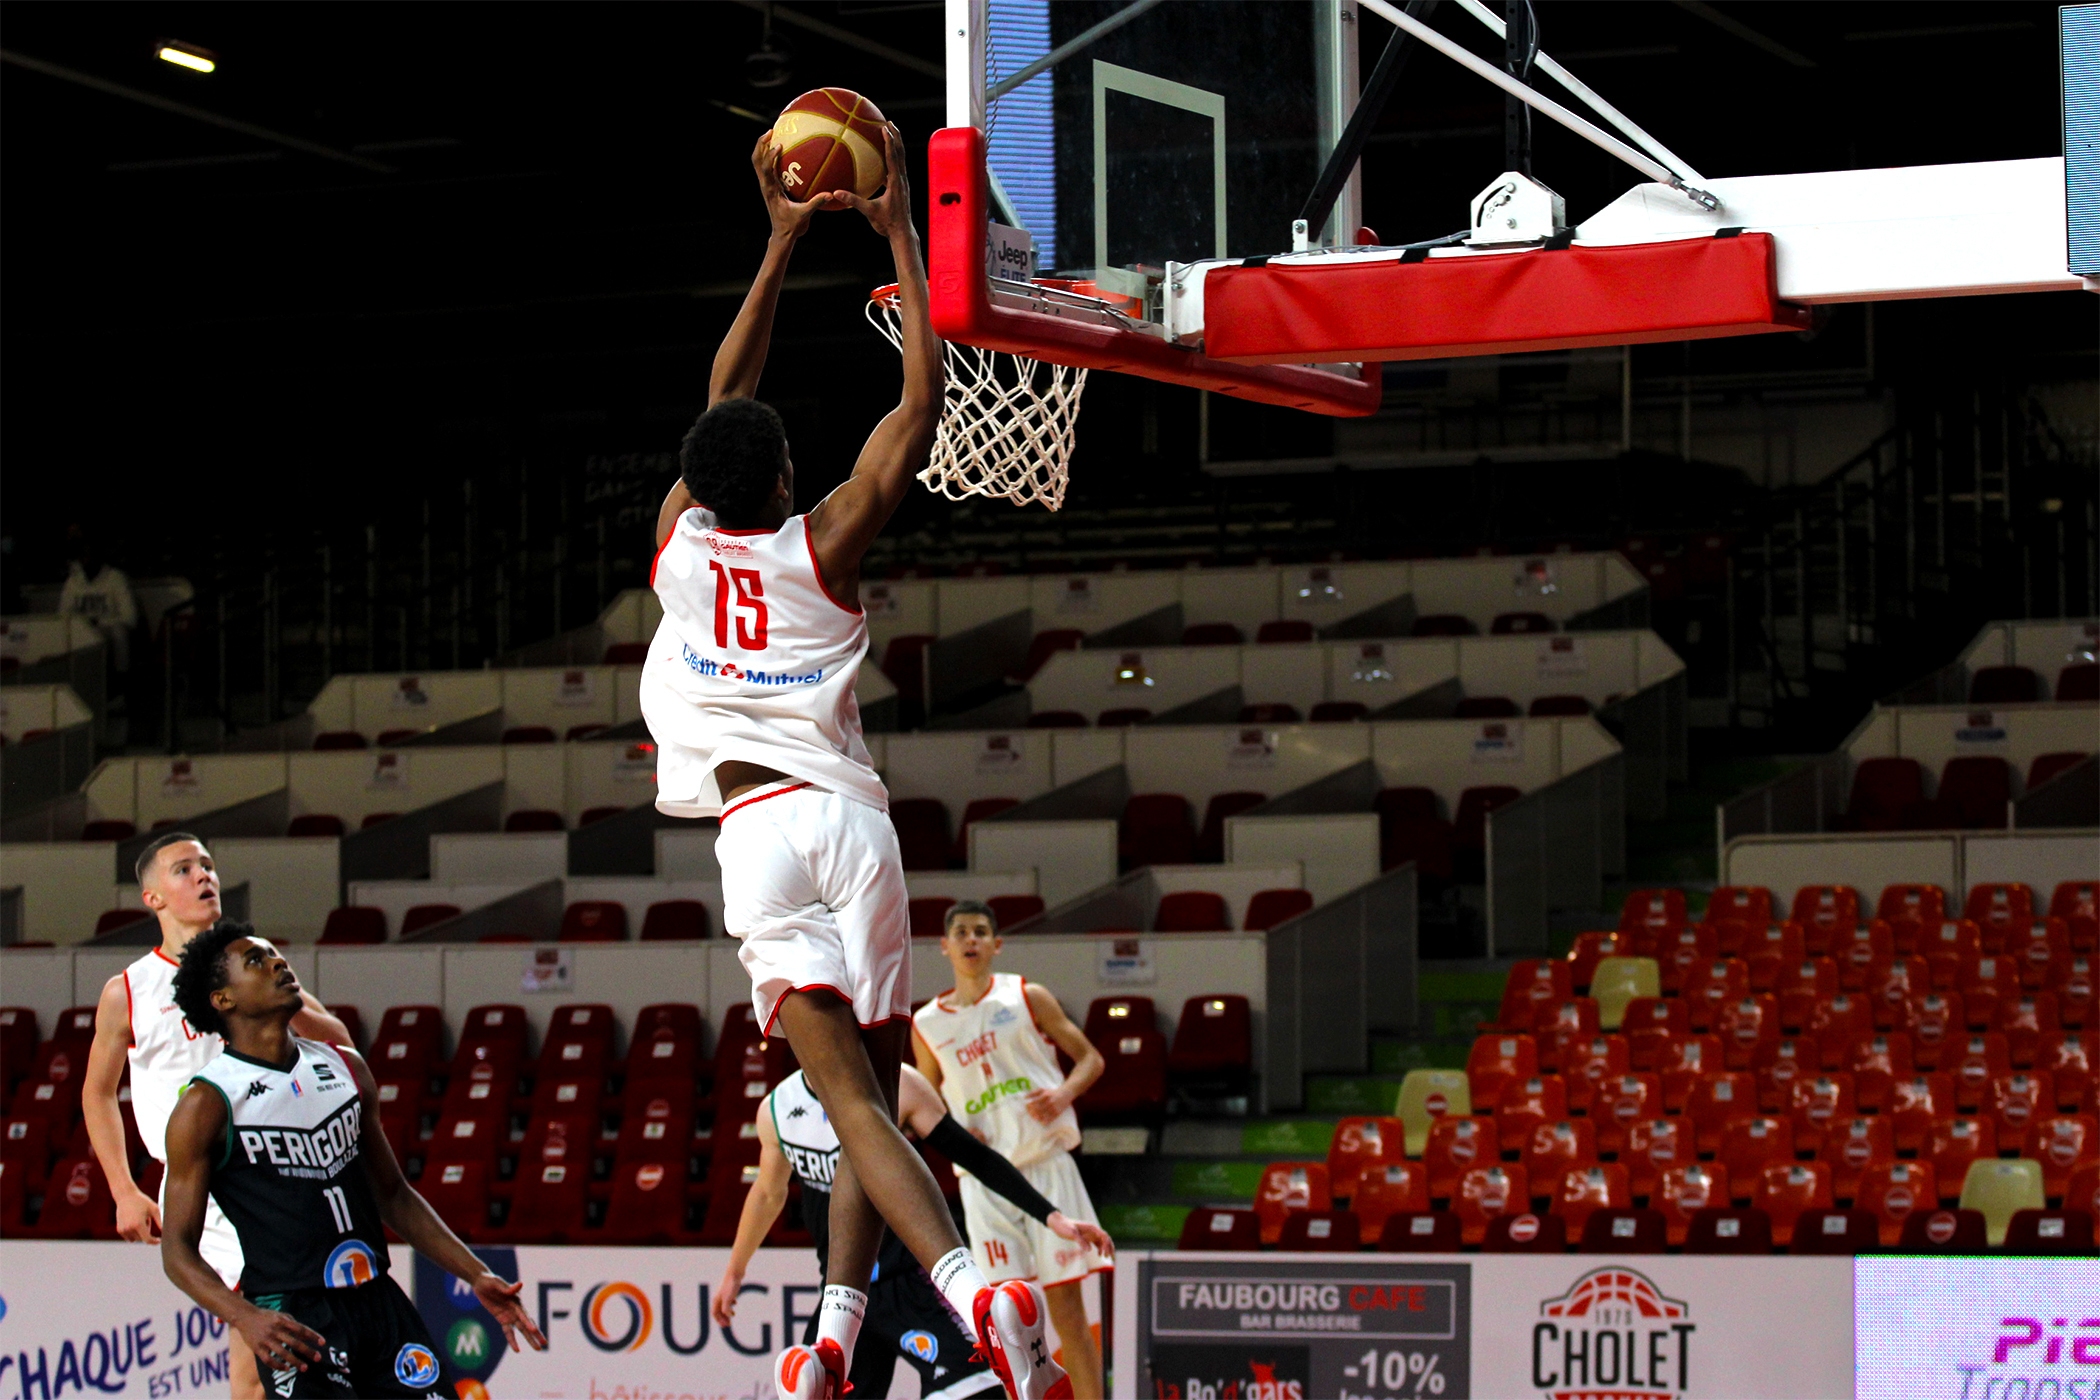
1, 2, 2092, 741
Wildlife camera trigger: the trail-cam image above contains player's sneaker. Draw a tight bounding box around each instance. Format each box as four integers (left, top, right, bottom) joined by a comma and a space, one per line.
774, 1339, 847, 1399
972, 1280, 1072, 1400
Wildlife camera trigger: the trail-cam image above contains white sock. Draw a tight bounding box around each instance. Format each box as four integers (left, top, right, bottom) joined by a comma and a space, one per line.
817, 1285, 866, 1367
930, 1247, 991, 1331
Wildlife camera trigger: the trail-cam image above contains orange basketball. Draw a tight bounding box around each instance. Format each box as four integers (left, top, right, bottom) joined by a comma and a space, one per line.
770, 88, 888, 203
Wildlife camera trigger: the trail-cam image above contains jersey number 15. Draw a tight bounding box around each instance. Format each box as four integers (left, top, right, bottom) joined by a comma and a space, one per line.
710, 562, 769, 650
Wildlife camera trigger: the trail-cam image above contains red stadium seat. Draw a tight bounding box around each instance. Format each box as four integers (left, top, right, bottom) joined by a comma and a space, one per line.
1789, 1208, 1878, 1255
1193, 791, 1267, 863
1154, 891, 1231, 932
1619, 888, 1689, 942
1527, 695, 1592, 717
1491, 960, 1573, 1033
1578, 1208, 1667, 1254
987, 894, 1044, 929
1851, 1160, 1937, 1247
1937, 757, 2013, 829
1411, 615, 1477, 637
1969, 665, 2041, 703
1484, 1211, 1567, 1251
1656, 1034, 1725, 1112
1466, 1033, 1539, 1109
1926, 1118, 1997, 1194
1454, 1165, 1528, 1245
1536, 999, 1601, 1074
1238, 704, 1301, 724
1790, 1074, 1858, 1156
1551, 1164, 1629, 1238
2024, 1114, 2099, 1196
503, 1163, 590, 1244
319, 907, 387, 945
1275, 1208, 1359, 1252
1653, 1162, 1729, 1246
1496, 1076, 1569, 1152
2, 1116, 53, 1194
1843, 758, 1924, 832
891, 799, 952, 872
1790, 887, 1861, 956
2002, 1208, 2097, 1257
1353, 1163, 1430, 1242
1888, 1073, 1958, 1154
1181, 623, 1243, 647
80, 821, 136, 842
1453, 696, 1522, 718
599, 1161, 692, 1244
2040, 1032, 2096, 1105
639, 900, 710, 941
1120, 794, 1196, 868
1716, 1117, 1794, 1192
424, 1111, 504, 1171
2061, 961, 2096, 1028
1379, 1211, 1464, 1252
1242, 889, 1313, 931
1820, 1116, 1895, 1199
1591, 1075, 1664, 1158
1984, 1071, 2056, 1142
1562, 1035, 1630, 1115
908, 897, 956, 940
1253, 1162, 1330, 1244
287, 814, 346, 837
1842, 1032, 1915, 1111
1898, 1207, 1990, 1252
2059, 664, 2100, 701
1076, 1026, 1167, 1118
1621, 996, 1690, 1069
29, 1155, 118, 1239
1169, 996, 1252, 1092
1682, 1207, 1772, 1254
1452, 785, 1521, 862
1753, 1162, 1834, 1248
1684, 961, 1750, 1031
312, 730, 367, 751
613, 1092, 695, 1169
1255, 619, 1315, 645
1327, 1117, 1404, 1202
1565, 931, 1625, 991
1523, 1120, 1598, 1187
503, 810, 564, 832
1996, 993, 2062, 1067
2009, 920, 2073, 991
1754, 1035, 1817, 1114
1085, 996, 1157, 1040
559, 901, 628, 944
1177, 1209, 1261, 1251
420, 1161, 493, 1242
2066, 1162, 2100, 1222
1424, 1117, 1495, 1200
1684, 1073, 1757, 1154
1623, 1117, 1690, 1199
1967, 883, 2037, 948
1715, 995, 1780, 1071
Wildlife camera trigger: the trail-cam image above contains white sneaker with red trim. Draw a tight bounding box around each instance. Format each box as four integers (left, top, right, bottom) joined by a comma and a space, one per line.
774, 1339, 847, 1399
972, 1280, 1072, 1400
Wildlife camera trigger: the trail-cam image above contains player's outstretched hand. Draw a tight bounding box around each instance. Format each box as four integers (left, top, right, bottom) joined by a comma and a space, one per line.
752, 131, 843, 240
235, 1306, 326, 1373
1022, 1085, 1071, 1125
115, 1187, 162, 1243
474, 1273, 550, 1352
712, 1261, 745, 1328
1046, 1211, 1116, 1261
835, 124, 913, 241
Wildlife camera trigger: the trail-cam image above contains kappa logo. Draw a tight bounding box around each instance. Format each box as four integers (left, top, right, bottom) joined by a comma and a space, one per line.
245, 1080, 270, 1099
787, 1105, 808, 1119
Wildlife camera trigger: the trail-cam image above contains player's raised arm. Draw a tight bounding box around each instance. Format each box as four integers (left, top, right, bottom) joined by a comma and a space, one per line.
714, 1098, 792, 1329
162, 1080, 326, 1374
807, 122, 942, 597
341, 1048, 547, 1353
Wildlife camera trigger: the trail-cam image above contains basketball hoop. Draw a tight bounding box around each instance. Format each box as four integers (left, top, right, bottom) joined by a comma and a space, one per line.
867, 283, 1087, 513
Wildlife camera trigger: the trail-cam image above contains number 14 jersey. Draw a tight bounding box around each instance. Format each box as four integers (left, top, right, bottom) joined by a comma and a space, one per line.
642, 509, 886, 819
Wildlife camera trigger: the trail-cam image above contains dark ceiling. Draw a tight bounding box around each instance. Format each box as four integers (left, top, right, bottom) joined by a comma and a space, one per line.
1, 1, 2086, 587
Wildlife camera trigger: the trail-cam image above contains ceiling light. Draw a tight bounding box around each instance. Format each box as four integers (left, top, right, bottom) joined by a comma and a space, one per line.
156, 41, 217, 74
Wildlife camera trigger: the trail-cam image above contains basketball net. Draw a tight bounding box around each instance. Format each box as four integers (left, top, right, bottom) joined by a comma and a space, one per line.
868, 286, 1085, 513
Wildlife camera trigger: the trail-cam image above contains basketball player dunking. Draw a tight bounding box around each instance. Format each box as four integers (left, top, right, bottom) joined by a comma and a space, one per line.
639, 127, 1068, 1400
82, 832, 354, 1400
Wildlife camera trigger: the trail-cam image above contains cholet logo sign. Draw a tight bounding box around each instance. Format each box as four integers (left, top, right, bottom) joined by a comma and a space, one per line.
1529, 1268, 1697, 1400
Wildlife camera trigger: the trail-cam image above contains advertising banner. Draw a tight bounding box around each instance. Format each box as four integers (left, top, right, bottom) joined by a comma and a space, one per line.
0, 1241, 240, 1399
1116, 1253, 1851, 1400
1126, 1253, 1472, 1399
1856, 1257, 2100, 1400
412, 1245, 826, 1400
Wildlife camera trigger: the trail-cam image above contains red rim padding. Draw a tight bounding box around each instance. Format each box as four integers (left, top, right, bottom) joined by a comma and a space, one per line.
1205, 232, 1813, 365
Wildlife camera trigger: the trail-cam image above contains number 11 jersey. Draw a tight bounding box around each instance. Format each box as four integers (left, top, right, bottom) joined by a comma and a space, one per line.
641, 509, 886, 819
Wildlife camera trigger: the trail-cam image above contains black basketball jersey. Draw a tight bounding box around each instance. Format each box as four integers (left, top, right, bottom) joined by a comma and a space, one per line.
188, 1037, 391, 1297
770, 1071, 912, 1279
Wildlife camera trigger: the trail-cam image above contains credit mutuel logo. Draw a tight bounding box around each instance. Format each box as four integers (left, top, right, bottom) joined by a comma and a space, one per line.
1530, 1268, 1695, 1400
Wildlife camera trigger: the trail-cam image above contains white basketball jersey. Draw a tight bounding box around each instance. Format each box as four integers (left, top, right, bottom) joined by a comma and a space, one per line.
126, 947, 222, 1162
640, 508, 885, 818
913, 974, 1079, 1170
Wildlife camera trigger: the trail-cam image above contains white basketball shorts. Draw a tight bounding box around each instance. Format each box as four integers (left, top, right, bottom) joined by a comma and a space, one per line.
959, 1151, 1110, 1289
159, 1169, 244, 1289
716, 780, 912, 1037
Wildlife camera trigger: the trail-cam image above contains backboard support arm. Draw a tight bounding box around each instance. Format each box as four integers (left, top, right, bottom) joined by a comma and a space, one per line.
1297, 0, 1441, 241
